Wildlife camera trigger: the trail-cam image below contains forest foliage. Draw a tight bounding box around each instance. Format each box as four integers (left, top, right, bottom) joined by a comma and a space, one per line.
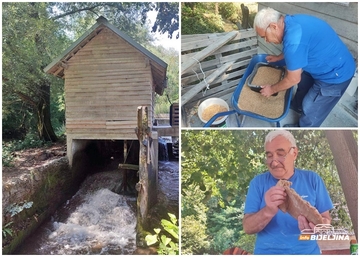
2, 2, 179, 148
181, 130, 357, 254
181, 2, 256, 35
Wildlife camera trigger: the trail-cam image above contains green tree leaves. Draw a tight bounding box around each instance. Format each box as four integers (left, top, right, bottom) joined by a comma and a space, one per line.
145, 213, 179, 255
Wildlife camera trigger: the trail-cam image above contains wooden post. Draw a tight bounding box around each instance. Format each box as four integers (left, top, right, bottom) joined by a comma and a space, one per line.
325, 130, 358, 240
136, 106, 158, 225
137, 106, 149, 223
122, 140, 128, 192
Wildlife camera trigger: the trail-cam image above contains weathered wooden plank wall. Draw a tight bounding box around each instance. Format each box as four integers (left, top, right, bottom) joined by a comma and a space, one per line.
64, 28, 153, 140
258, 2, 358, 60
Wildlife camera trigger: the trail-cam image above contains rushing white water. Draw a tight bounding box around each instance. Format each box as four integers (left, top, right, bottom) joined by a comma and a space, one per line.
17, 170, 137, 255
44, 189, 136, 254
16, 161, 179, 255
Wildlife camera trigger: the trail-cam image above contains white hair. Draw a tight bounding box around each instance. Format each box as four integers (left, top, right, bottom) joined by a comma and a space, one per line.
265, 130, 297, 148
253, 7, 282, 30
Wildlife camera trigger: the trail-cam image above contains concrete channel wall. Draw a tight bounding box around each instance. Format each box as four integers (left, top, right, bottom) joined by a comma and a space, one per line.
2, 154, 92, 254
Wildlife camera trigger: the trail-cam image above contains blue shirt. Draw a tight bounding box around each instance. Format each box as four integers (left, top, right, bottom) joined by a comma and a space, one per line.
283, 14, 355, 83
244, 169, 333, 254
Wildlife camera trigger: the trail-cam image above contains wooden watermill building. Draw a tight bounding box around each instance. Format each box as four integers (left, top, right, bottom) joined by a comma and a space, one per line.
44, 16, 168, 165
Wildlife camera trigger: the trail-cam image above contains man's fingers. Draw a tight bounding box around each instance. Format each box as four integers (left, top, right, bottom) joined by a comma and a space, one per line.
298, 215, 311, 231
271, 193, 286, 201
309, 222, 315, 229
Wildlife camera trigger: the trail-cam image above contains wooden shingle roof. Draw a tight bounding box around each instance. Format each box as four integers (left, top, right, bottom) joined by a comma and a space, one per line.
44, 16, 168, 95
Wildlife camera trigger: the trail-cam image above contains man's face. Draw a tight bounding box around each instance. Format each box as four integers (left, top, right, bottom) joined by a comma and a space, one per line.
255, 23, 282, 44
265, 135, 298, 179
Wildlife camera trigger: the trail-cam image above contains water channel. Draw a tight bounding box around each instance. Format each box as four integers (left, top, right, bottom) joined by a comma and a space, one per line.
15, 160, 179, 254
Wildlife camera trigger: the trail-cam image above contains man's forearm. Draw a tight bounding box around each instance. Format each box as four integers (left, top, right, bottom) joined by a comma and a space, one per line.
277, 53, 284, 60
272, 75, 297, 93
243, 206, 276, 234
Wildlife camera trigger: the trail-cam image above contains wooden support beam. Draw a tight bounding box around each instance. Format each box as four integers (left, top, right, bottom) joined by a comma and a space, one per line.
136, 106, 159, 226
181, 31, 238, 75
60, 61, 68, 69
325, 130, 358, 240
152, 125, 179, 137
118, 163, 139, 170
181, 60, 236, 106
54, 67, 63, 76
137, 106, 148, 224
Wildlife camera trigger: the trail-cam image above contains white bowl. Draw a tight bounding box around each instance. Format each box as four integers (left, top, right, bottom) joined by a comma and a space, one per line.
198, 98, 230, 125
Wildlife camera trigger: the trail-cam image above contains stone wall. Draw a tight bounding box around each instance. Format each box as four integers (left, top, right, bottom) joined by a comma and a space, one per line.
2, 155, 91, 254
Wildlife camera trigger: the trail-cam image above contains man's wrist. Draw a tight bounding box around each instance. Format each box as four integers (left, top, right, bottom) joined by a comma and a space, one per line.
270, 85, 276, 94
263, 205, 278, 218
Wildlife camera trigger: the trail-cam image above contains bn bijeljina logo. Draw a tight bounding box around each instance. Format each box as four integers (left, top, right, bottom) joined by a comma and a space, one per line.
299, 224, 350, 241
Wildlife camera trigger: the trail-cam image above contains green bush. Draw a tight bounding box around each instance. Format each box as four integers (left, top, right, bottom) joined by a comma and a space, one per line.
19, 132, 47, 150
55, 123, 66, 139
182, 5, 224, 35
181, 215, 210, 254
219, 3, 240, 23
236, 231, 256, 253
2, 132, 49, 167
206, 198, 245, 253
2, 143, 15, 167
145, 213, 179, 255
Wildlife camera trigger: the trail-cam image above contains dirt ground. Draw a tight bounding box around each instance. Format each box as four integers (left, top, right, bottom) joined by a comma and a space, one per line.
2, 141, 67, 183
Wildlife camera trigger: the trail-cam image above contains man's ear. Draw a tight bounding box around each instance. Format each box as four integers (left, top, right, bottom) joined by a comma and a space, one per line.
269, 22, 277, 30
293, 147, 299, 160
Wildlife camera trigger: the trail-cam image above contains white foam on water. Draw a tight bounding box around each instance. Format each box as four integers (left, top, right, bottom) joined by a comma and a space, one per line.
44, 188, 136, 254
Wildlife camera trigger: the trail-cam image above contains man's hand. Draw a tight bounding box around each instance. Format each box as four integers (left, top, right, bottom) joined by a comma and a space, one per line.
264, 186, 287, 216
243, 186, 287, 234
298, 215, 315, 231
260, 85, 276, 97
266, 54, 283, 63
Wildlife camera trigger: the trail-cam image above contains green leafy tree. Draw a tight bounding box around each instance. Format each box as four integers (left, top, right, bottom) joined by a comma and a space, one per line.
49, 2, 178, 42
3, 2, 67, 142
181, 3, 224, 35
150, 2, 179, 39
150, 46, 179, 115
181, 215, 210, 254
207, 202, 244, 253
181, 2, 246, 35
218, 2, 241, 23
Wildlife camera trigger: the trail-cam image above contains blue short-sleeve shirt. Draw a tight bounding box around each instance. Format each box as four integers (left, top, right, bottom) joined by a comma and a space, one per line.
283, 14, 355, 83
244, 168, 333, 254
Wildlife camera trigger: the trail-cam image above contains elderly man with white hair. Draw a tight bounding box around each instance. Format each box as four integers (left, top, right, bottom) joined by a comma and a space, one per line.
243, 130, 333, 254
253, 8, 355, 127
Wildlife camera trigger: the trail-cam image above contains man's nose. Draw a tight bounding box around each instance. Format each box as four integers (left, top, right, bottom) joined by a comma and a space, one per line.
270, 159, 281, 166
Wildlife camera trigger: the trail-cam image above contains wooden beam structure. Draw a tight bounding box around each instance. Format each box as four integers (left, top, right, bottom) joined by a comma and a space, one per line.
152, 126, 179, 137
118, 163, 139, 170
136, 106, 157, 226
181, 60, 236, 106
181, 30, 259, 125
181, 31, 238, 75
325, 130, 358, 240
